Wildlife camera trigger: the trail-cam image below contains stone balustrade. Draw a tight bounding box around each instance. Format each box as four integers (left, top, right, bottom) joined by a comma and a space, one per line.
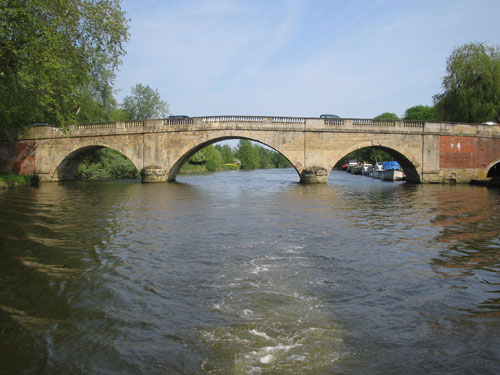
19, 116, 497, 141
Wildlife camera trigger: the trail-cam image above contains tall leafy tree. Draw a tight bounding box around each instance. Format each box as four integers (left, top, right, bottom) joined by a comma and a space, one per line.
374, 112, 399, 120
235, 139, 259, 169
0, 0, 129, 137
215, 144, 234, 164
122, 83, 169, 120
433, 42, 500, 123
403, 105, 436, 121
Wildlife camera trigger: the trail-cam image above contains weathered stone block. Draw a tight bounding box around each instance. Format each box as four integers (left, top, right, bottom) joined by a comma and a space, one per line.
140, 165, 167, 183
300, 166, 328, 184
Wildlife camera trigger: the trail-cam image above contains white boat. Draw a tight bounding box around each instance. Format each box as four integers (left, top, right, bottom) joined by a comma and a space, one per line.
361, 163, 373, 176
382, 161, 405, 181
346, 160, 359, 174
372, 162, 384, 179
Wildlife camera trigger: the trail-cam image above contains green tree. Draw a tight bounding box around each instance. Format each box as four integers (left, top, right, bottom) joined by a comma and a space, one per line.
404, 105, 436, 121
76, 148, 139, 180
339, 147, 391, 167
215, 144, 234, 164
235, 140, 259, 169
433, 42, 500, 123
374, 112, 399, 120
254, 144, 274, 168
122, 83, 169, 120
204, 145, 223, 172
271, 152, 292, 168
0, 0, 129, 138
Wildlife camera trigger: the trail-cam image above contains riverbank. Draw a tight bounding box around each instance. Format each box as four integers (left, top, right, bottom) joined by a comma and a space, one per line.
0, 171, 39, 189
179, 162, 238, 175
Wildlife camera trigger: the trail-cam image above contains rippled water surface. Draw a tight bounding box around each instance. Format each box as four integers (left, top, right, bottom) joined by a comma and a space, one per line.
1, 169, 500, 374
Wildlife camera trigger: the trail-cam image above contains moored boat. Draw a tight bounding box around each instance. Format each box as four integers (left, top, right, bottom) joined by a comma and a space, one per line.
346, 160, 359, 173
382, 161, 405, 181
361, 163, 373, 176
372, 162, 384, 179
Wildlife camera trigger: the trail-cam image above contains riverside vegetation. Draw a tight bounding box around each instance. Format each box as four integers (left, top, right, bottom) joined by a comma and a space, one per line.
0, 171, 39, 189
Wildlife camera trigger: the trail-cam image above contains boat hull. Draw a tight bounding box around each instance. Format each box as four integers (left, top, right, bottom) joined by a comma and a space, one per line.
382, 169, 405, 181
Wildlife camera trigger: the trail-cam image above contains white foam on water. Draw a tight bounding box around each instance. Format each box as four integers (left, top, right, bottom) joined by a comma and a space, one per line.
249, 329, 273, 341
259, 354, 273, 364
242, 309, 254, 319
250, 265, 269, 274
199, 249, 346, 373
212, 303, 221, 310
263, 343, 301, 352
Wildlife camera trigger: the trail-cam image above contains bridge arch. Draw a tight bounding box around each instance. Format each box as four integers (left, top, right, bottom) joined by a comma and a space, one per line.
167, 136, 300, 181
331, 141, 422, 183
486, 159, 500, 178
55, 144, 141, 181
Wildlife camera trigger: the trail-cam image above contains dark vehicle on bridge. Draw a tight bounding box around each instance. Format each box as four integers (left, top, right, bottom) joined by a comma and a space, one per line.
320, 114, 340, 119
168, 115, 190, 119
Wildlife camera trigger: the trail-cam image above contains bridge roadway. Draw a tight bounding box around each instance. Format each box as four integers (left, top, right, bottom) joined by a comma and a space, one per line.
1, 115, 500, 184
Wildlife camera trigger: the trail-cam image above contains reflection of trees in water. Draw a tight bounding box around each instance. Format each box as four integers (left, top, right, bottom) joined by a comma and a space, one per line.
429, 186, 500, 314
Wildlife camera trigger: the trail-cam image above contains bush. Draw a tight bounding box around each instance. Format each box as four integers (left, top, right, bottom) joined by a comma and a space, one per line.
76, 148, 139, 180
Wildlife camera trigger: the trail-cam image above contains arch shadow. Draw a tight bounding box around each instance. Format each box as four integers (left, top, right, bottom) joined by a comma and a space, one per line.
486, 159, 500, 178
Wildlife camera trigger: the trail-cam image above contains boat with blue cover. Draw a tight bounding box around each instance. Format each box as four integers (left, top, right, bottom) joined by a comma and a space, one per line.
382, 161, 405, 181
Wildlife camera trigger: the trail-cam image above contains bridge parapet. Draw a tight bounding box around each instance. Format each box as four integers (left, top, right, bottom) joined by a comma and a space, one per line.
17, 116, 500, 140
202, 115, 264, 123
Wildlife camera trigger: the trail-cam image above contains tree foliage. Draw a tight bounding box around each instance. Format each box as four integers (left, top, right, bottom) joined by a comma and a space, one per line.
76, 148, 139, 180
235, 140, 260, 169
339, 147, 391, 166
122, 83, 169, 120
215, 144, 234, 164
0, 0, 129, 137
433, 42, 500, 123
183, 140, 292, 174
374, 112, 399, 121
403, 105, 436, 121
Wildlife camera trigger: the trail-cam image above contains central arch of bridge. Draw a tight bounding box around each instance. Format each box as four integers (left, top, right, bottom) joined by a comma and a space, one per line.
166, 136, 299, 182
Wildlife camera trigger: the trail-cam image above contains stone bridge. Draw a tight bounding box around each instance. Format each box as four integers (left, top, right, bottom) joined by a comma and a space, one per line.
1, 116, 500, 184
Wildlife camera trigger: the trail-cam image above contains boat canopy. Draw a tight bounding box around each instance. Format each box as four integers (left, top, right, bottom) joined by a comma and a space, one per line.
382, 161, 401, 171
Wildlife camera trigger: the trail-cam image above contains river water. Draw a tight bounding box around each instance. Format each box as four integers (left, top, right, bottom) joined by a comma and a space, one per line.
1, 169, 499, 374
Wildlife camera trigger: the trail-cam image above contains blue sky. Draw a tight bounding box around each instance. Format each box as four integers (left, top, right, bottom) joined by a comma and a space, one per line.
114, 0, 500, 119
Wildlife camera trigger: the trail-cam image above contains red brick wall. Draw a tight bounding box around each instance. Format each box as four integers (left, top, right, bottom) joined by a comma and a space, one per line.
440, 136, 500, 169
0, 140, 37, 175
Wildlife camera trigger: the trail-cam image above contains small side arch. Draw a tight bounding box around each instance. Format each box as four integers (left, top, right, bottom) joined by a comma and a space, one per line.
54, 145, 141, 181
486, 158, 500, 178
167, 136, 300, 181
331, 142, 422, 183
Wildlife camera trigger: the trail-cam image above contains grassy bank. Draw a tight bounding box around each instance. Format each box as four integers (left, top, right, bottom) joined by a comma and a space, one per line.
179, 162, 238, 175
0, 171, 39, 189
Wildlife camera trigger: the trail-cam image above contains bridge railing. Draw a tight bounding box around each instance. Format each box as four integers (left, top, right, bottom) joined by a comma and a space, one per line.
76, 122, 118, 130
403, 120, 424, 128
201, 116, 264, 123
323, 119, 424, 128
273, 117, 305, 124
40, 116, 428, 136
125, 120, 144, 128
353, 119, 396, 127
164, 118, 194, 125
324, 118, 344, 125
